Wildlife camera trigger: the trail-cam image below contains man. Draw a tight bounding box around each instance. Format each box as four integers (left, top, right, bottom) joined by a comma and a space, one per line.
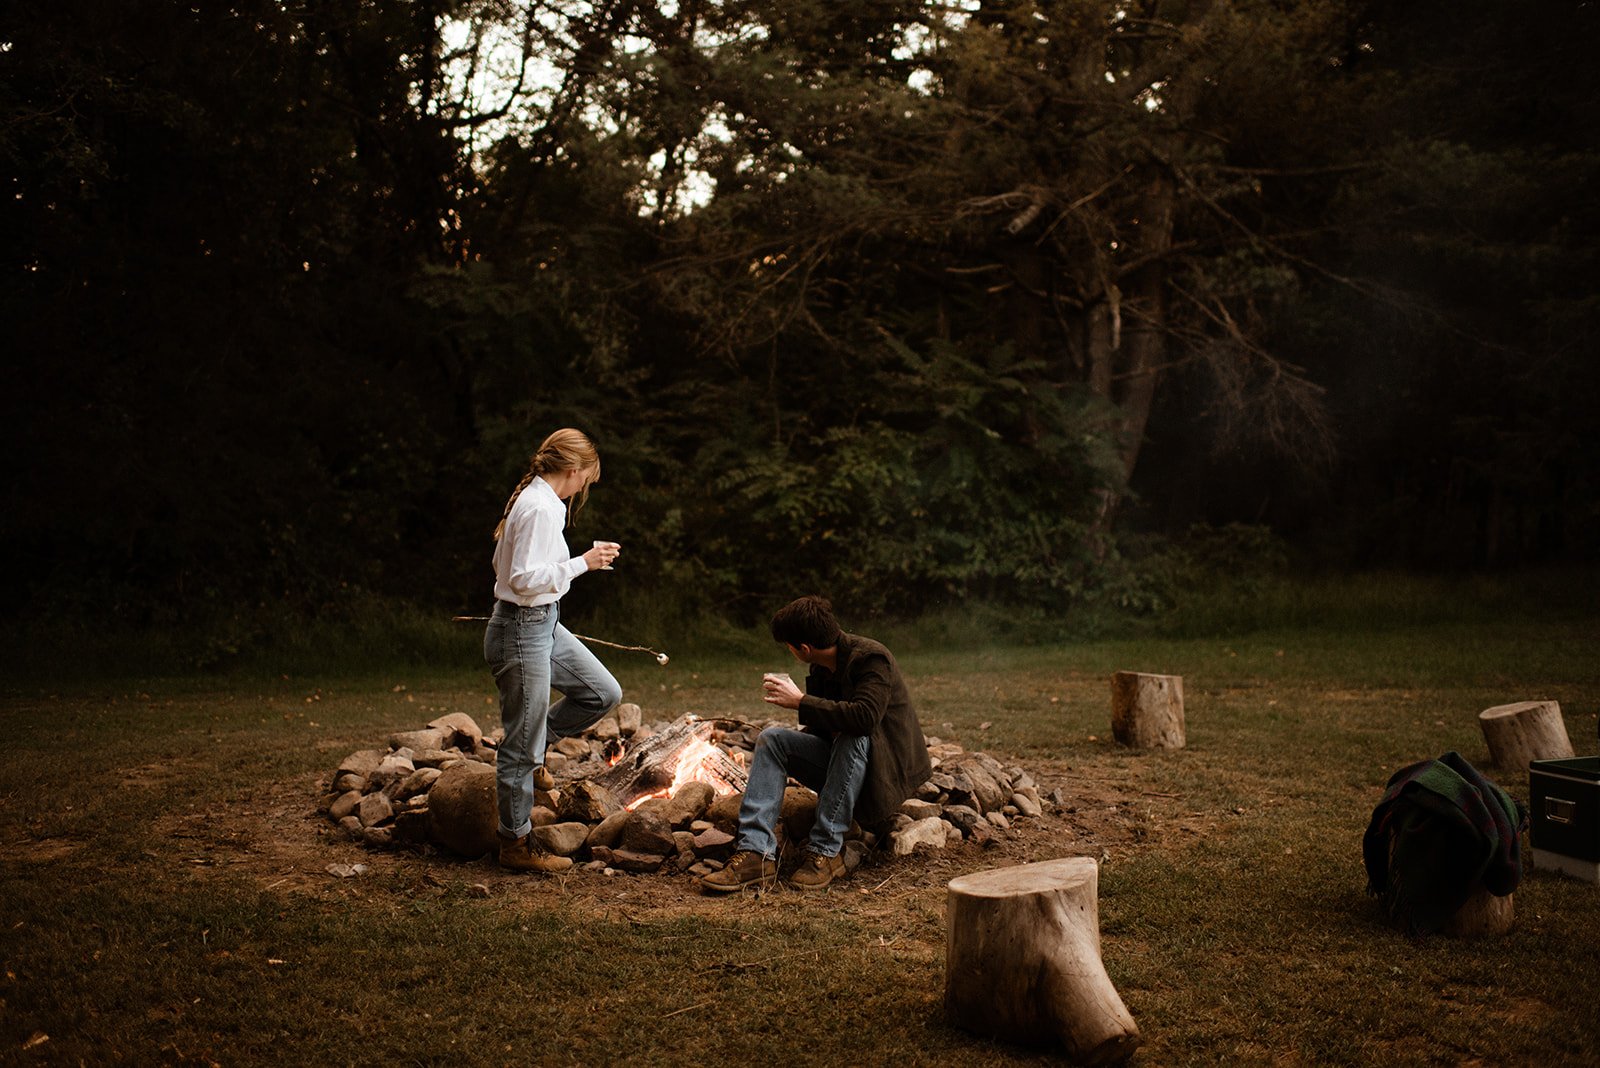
700, 595, 932, 893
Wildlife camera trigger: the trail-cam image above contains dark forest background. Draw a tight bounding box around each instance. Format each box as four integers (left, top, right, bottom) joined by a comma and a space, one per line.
5, 0, 1597, 647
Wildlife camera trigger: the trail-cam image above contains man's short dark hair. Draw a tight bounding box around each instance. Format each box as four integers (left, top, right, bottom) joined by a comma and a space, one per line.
770, 595, 842, 649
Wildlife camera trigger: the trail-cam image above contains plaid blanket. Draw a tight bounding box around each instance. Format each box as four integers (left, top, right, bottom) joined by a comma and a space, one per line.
1362, 750, 1529, 934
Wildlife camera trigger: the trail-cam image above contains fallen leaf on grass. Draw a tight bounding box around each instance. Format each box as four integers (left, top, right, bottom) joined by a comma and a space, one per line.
22, 1033, 49, 1051
325, 863, 369, 878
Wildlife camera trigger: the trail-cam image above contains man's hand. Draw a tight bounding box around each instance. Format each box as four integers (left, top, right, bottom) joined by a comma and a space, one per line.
761, 672, 803, 710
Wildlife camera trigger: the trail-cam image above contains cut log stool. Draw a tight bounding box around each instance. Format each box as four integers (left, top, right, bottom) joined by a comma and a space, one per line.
1110, 671, 1185, 749
945, 857, 1141, 1064
1478, 700, 1573, 772
1440, 885, 1515, 939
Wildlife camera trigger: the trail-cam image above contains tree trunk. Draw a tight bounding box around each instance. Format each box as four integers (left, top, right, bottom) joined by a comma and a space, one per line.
1110, 671, 1186, 749
1478, 700, 1573, 772
945, 857, 1141, 1064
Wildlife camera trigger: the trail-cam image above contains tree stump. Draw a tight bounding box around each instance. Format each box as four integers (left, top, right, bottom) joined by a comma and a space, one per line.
945, 857, 1141, 1065
1110, 671, 1185, 749
1478, 700, 1573, 772
1440, 885, 1515, 939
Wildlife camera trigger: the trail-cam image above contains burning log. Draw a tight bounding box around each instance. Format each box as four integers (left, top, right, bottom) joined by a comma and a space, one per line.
591, 714, 748, 810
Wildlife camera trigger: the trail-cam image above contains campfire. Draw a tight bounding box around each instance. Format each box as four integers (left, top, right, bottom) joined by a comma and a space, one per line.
323, 703, 1057, 879
592, 715, 748, 810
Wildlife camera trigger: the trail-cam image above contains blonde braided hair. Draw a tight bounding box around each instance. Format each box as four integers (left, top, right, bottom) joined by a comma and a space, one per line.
493, 428, 601, 539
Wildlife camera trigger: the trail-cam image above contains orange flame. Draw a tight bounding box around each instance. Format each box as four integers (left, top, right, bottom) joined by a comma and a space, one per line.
623, 733, 742, 810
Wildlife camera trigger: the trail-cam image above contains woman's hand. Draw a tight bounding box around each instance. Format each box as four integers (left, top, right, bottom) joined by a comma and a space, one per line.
761, 672, 803, 710
582, 542, 620, 571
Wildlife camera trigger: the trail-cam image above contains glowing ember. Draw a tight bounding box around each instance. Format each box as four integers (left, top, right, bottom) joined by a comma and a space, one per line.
623, 731, 745, 810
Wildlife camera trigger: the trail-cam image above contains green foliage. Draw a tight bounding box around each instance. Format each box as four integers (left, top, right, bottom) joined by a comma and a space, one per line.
3, 0, 1596, 635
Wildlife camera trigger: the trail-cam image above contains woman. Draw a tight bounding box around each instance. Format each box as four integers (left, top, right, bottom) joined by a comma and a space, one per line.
485, 428, 622, 873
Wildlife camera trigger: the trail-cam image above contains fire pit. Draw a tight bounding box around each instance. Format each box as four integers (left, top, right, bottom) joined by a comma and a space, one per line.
322, 703, 1056, 878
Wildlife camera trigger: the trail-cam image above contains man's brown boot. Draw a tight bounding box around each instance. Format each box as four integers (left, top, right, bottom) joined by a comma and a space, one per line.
532, 765, 556, 792
788, 850, 846, 890
698, 850, 777, 893
498, 832, 573, 874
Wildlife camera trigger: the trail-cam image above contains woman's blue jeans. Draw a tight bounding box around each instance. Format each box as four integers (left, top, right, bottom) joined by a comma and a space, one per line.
484, 600, 622, 839
735, 725, 871, 860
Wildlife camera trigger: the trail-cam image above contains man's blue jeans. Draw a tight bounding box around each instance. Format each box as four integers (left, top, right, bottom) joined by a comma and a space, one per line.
735, 725, 871, 859
485, 600, 622, 839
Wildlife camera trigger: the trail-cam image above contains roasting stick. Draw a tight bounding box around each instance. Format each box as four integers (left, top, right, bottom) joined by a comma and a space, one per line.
449, 617, 670, 665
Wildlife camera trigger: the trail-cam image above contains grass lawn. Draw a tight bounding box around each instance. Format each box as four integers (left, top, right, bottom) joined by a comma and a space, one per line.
2, 608, 1598, 1065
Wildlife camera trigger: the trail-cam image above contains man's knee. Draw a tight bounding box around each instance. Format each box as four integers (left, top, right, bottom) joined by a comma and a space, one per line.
754, 725, 799, 766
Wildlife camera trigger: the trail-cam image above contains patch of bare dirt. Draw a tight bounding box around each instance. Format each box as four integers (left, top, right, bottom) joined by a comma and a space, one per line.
155, 753, 1223, 919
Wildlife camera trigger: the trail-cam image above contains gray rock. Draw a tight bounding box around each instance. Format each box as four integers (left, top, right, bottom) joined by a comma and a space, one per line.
336, 749, 386, 781
368, 753, 416, 792
391, 766, 442, 800
942, 805, 985, 836
412, 748, 464, 769
358, 791, 394, 827
899, 798, 943, 821
665, 781, 715, 827
609, 849, 667, 873
689, 820, 715, 834
529, 806, 559, 828
616, 703, 643, 736
338, 815, 362, 837
986, 811, 1011, 830
427, 760, 498, 858
688, 861, 719, 877
559, 779, 618, 823
704, 792, 742, 834
1011, 791, 1043, 817
928, 772, 957, 792
973, 750, 1010, 783
361, 825, 393, 847
950, 760, 1008, 813
692, 827, 735, 855
552, 736, 590, 759
621, 810, 677, 856
588, 717, 621, 741
427, 711, 483, 751
393, 809, 430, 844
586, 809, 631, 849
889, 816, 948, 856
914, 780, 943, 802
780, 787, 819, 842
672, 830, 698, 870
842, 839, 869, 872
545, 751, 570, 776
389, 728, 448, 753
532, 822, 591, 857
333, 772, 366, 795
328, 790, 363, 821
944, 822, 965, 847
